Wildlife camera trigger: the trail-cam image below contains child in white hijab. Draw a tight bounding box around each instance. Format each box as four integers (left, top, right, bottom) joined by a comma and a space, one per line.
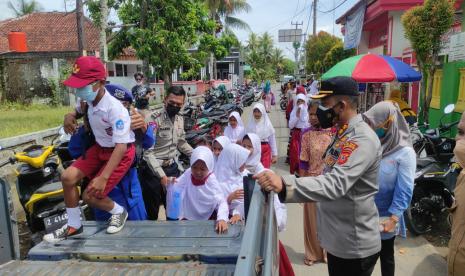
212, 136, 231, 164
165, 146, 229, 233
214, 144, 250, 224
288, 93, 310, 174
241, 133, 287, 232
224, 111, 245, 143
246, 103, 278, 168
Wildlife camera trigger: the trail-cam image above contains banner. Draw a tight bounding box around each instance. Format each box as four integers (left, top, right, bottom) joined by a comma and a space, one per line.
343, 3, 366, 50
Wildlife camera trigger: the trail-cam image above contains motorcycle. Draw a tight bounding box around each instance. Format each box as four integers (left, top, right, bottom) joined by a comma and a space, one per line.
280, 93, 288, 111
405, 104, 461, 235
0, 129, 83, 239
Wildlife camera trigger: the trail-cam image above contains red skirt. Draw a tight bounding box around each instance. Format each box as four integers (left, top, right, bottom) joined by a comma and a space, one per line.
279, 240, 295, 276
261, 143, 272, 169
289, 128, 301, 174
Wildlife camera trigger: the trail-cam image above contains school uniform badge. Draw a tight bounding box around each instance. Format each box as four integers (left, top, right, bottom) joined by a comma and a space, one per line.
115, 119, 124, 130
337, 141, 358, 165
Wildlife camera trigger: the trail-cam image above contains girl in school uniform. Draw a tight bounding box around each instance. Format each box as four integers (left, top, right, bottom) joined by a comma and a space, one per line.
246, 103, 278, 169
288, 93, 310, 174
224, 111, 245, 144
212, 136, 230, 164
214, 144, 250, 224
241, 133, 294, 276
165, 146, 229, 233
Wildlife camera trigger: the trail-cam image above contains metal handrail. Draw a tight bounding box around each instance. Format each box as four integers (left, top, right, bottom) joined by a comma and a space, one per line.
235, 177, 278, 276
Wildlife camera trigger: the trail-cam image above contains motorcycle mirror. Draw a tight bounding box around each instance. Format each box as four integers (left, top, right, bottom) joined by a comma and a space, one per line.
444, 104, 455, 114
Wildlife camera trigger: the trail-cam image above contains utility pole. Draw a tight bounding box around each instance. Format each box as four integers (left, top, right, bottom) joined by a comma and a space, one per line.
76, 0, 86, 56
99, 0, 108, 63
291, 21, 303, 78
313, 0, 317, 36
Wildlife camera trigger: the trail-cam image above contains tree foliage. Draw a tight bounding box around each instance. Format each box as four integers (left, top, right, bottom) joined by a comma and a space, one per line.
243, 32, 286, 81
402, 0, 454, 123
304, 31, 354, 75
105, 0, 235, 86
7, 0, 42, 17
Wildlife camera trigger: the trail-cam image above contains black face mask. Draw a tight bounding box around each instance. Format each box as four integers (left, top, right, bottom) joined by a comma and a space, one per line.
316, 103, 339, 129
166, 103, 181, 117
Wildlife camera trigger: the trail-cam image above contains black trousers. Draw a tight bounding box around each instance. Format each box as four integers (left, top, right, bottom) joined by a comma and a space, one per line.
379, 237, 396, 276
327, 251, 380, 276
139, 162, 180, 220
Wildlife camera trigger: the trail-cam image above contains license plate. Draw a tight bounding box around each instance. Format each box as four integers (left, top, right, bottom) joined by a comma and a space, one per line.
43, 212, 68, 233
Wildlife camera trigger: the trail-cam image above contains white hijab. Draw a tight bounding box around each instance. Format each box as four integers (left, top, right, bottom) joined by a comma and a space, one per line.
224, 111, 245, 143
290, 93, 310, 128
214, 144, 250, 194
190, 146, 214, 173
213, 136, 231, 163
246, 103, 275, 140
309, 80, 319, 95
243, 133, 265, 174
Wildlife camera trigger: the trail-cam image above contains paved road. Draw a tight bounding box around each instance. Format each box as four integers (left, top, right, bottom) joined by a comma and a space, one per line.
243, 96, 448, 276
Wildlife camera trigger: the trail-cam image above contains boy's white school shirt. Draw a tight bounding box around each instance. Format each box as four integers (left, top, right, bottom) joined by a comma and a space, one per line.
79, 90, 135, 147
174, 168, 229, 222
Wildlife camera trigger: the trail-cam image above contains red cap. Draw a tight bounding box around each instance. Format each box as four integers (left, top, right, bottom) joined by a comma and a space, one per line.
63, 56, 106, 88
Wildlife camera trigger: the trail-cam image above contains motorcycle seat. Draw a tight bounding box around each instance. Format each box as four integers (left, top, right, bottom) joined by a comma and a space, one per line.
416, 157, 436, 169
35, 182, 63, 194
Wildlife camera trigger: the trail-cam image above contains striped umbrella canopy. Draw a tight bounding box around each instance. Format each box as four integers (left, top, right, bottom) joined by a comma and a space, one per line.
322, 54, 422, 83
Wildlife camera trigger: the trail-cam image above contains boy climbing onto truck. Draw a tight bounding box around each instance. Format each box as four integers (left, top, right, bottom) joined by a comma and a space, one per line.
43, 56, 136, 243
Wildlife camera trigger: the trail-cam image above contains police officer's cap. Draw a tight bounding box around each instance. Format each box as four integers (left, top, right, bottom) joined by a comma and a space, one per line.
105, 84, 133, 103
311, 76, 359, 99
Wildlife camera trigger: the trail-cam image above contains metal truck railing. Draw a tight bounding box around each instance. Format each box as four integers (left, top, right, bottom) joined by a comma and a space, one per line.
235, 176, 279, 275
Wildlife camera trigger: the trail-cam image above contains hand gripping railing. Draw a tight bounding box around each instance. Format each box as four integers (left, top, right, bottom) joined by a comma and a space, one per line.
234, 176, 278, 276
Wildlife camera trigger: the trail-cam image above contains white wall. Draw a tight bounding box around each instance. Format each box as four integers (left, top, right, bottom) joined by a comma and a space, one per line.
358, 31, 370, 54
389, 11, 411, 58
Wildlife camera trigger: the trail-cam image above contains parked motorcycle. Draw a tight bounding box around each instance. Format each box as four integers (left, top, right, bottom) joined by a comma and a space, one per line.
0, 129, 81, 238
405, 104, 461, 235
280, 93, 288, 111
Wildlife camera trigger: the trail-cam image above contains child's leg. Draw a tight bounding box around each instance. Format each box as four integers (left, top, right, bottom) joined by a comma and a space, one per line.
63, 144, 104, 228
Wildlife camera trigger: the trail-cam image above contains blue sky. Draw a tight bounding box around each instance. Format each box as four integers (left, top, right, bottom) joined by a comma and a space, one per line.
0, 0, 358, 58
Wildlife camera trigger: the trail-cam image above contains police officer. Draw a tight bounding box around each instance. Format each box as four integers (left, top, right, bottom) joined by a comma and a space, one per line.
139, 86, 193, 220
255, 77, 382, 276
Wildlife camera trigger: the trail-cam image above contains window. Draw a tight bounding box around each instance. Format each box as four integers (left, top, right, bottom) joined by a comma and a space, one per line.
455, 68, 465, 113
431, 69, 442, 109
115, 64, 128, 77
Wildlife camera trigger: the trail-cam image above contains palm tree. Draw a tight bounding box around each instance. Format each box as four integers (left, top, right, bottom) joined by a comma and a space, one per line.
204, 0, 251, 79
8, 0, 42, 17
271, 48, 285, 76
259, 32, 274, 64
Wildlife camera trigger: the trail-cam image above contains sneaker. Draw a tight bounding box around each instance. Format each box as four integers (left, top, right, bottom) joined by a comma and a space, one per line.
43, 224, 83, 243
107, 209, 128, 234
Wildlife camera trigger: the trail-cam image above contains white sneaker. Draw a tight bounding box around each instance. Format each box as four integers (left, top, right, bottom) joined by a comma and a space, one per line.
43, 224, 83, 243
106, 209, 128, 234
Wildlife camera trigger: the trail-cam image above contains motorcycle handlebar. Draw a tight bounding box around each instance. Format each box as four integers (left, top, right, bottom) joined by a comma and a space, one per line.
0, 158, 15, 168
439, 121, 459, 132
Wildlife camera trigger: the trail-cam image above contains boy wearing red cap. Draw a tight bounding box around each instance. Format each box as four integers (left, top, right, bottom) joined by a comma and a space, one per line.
43, 56, 135, 242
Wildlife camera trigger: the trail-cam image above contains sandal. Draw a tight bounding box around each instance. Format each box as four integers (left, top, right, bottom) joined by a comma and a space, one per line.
304, 259, 314, 266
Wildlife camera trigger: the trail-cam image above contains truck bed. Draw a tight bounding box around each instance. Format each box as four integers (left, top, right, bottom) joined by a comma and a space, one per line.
0, 220, 242, 275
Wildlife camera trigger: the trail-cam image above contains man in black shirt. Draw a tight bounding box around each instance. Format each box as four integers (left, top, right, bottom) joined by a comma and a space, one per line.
131, 72, 154, 119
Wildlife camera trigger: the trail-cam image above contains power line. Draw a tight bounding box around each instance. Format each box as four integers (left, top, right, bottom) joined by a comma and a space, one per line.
304, 1, 313, 36
318, 0, 349, 14
265, 2, 312, 32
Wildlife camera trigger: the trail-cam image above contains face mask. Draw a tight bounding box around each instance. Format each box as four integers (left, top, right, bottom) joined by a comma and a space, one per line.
76, 84, 97, 102
316, 104, 337, 129
136, 81, 143, 85
375, 128, 386, 138
454, 139, 465, 168
254, 117, 261, 123
166, 103, 181, 117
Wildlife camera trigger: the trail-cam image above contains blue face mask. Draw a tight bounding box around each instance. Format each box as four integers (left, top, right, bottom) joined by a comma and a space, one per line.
76, 84, 98, 102
375, 128, 386, 138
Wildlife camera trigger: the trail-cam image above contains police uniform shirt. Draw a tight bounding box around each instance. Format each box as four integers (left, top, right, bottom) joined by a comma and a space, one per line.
82, 90, 135, 147
144, 110, 193, 178
281, 114, 382, 259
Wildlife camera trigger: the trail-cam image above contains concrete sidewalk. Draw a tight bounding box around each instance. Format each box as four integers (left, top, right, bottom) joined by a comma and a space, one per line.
245, 97, 448, 276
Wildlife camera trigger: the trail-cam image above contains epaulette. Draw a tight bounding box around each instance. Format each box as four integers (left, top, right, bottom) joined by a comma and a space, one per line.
151, 110, 162, 120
